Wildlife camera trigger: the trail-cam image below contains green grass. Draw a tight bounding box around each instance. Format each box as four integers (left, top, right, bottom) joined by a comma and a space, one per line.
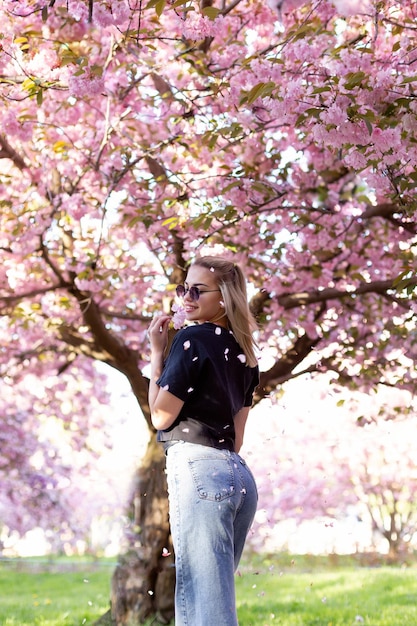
1, 554, 416, 625
236, 554, 417, 625
0, 558, 113, 626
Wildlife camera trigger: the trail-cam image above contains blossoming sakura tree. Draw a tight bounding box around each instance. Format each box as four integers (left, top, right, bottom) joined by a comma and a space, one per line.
247, 383, 417, 559
1, 0, 416, 622
0, 367, 118, 554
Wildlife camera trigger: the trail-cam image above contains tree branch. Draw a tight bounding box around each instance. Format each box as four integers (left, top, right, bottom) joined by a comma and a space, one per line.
362, 202, 417, 234
0, 134, 27, 170
0, 283, 67, 305
253, 333, 320, 404
277, 277, 417, 310
67, 287, 152, 426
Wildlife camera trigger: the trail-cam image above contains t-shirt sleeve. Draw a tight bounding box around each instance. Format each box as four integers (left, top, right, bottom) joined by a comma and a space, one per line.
156, 330, 205, 401
244, 367, 259, 406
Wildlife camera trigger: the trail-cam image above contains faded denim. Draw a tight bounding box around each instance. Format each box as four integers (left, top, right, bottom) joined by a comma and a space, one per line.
165, 441, 258, 626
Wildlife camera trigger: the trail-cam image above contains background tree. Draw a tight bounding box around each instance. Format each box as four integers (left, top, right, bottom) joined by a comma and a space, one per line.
248, 382, 417, 560
348, 398, 417, 560
1, 0, 416, 622
0, 367, 131, 555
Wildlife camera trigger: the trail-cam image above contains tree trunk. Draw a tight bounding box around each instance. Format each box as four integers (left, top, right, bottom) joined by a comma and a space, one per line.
64, 285, 180, 625
110, 434, 175, 625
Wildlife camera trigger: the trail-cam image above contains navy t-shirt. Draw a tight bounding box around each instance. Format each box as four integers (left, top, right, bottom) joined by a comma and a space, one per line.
156, 323, 259, 451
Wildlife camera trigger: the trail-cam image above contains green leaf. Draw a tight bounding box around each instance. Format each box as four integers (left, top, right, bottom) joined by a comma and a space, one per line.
207, 132, 219, 150
243, 81, 276, 106
312, 86, 332, 94
14, 36, 29, 45
393, 269, 413, 289
400, 75, 417, 84
344, 71, 367, 90
146, 0, 166, 14
202, 6, 221, 19
162, 216, 179, 229
363, 117, 372, 135
52, 140, 68, 153
251, 181, 275, 197
155, 0, 165, 17
295, 113, 307, 127
90, 65, 103, 77
303, 107, 323, 120
221, 181, 241, 193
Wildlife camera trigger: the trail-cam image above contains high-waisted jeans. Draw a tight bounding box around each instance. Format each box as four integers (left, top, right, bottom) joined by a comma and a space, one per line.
165, 441, 258, 626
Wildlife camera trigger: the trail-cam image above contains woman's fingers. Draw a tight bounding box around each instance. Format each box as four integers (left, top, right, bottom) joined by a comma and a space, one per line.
148, 315, 171, 344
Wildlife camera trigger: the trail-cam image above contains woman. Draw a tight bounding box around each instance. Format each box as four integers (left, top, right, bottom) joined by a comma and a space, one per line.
148, 255, 259, 626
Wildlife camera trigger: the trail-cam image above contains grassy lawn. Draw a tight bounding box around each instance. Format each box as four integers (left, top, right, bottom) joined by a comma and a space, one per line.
0, 557, 113, 626
237, 554, 417, 625
1, 554, 416, 625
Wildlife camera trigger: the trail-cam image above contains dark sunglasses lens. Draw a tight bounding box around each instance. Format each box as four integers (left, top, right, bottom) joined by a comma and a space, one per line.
189, 286, 200, 301
176, 285, 200, 300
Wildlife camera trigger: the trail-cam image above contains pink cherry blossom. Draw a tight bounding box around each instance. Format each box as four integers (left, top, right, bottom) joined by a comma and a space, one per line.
332, 0, 373, 17
171, 303, 186, 329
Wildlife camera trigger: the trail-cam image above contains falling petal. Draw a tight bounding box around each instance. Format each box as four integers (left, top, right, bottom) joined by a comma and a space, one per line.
210, 267, 215, 272
162, 548, 171, 557
237, 354, 246, 363
215, 327, 221, 335
182, 427, 190, 433
183, 340, 191, 350
162, 384, 169, 391
187, 387, 194, 393
192, 356, 198, 361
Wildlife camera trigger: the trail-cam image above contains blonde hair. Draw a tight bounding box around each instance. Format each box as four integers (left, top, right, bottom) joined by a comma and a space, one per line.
192, 256, 258, 368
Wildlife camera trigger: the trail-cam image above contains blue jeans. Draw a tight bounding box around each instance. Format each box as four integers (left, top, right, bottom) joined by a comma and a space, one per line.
165, 441, 258, 626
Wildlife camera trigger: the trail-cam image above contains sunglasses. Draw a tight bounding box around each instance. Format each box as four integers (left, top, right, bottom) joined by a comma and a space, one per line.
176, 285, 221, 301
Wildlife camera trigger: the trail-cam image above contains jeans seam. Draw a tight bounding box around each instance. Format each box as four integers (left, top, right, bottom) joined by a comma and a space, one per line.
168, 458, 188, 624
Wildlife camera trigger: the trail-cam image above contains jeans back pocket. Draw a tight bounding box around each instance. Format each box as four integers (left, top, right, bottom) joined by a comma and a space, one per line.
188, 456, 235, 502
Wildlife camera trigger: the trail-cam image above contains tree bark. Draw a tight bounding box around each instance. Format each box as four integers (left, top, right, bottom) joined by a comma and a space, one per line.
110, 434, 175, 625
